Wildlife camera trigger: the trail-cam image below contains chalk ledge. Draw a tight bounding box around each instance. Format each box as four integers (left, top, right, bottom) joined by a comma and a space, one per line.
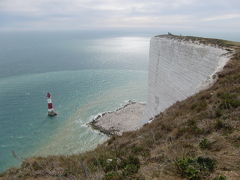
89, 101, 145, 136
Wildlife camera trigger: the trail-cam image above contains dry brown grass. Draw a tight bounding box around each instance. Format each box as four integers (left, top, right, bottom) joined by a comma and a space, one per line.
1, 35, 240, 180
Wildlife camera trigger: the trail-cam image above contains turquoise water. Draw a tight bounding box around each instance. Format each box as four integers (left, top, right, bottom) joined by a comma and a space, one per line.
0, 32, 149, 172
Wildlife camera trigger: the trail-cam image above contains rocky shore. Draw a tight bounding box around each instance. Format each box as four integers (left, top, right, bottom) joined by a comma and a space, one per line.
89, 101, 145, 135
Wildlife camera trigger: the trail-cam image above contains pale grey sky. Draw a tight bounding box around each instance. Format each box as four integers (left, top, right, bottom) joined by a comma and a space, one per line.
0, 0, 239, 32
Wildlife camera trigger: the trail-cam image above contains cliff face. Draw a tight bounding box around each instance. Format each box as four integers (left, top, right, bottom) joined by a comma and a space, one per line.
144, 36, 228, 121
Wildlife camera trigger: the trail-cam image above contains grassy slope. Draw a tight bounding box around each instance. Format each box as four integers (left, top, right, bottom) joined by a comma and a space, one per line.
1, 35, 240, 180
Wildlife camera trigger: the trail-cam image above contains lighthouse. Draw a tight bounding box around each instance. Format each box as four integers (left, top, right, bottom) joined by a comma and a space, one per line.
47, 92, 57, 116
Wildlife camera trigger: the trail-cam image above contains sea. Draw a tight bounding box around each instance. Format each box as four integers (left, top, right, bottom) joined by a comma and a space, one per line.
0, 31, 150, 172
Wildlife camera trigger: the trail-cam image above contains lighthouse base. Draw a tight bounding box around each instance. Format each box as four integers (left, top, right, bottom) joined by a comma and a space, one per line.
48, 111, 57, 117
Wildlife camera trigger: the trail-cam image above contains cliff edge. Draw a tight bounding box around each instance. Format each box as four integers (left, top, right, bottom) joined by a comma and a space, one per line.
144, 35, 229, 122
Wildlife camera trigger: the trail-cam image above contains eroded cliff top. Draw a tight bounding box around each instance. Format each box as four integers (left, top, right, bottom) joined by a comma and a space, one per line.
155, 34, 240, 51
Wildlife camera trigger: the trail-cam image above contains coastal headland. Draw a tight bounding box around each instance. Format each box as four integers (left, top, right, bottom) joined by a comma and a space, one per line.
1, 34, 240, 180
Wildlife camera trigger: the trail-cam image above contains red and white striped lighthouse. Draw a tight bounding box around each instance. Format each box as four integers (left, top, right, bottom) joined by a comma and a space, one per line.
47, 92, 57, 116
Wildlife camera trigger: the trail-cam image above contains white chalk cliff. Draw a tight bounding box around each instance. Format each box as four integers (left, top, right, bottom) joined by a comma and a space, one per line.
143, 36, 228, 122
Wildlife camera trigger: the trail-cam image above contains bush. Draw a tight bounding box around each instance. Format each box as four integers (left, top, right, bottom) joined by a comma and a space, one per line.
196, 157, 214, 172
231, 136, 240, 148
199, 138, 211, 149
176, 156, 215, 180
98, 157, 118, 173
98, 155, 140, 178
215, 120, 225, 129
131, 146, 144, 153
122, 164, 139, 176
218, 92, 240, 109
120, 156, 140, 176
103, 171, 122, 180
190, 100, 208, 112
131, 145, 149, 157
214, 120, 233, 133
212, 175, 226, 180
215, 108, 223, 117
188, 120, 204, 134
176, 158, 200, 180
176, 120, 204, 137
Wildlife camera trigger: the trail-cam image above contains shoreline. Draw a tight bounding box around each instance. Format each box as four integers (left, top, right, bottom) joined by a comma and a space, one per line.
88, 38, 233, 135
89, 100, 146, 136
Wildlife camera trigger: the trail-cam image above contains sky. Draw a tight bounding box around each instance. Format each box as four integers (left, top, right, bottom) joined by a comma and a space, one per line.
0, 0, 240, 33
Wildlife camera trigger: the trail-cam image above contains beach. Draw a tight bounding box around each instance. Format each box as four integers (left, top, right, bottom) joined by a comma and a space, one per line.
89, 101, 145, 135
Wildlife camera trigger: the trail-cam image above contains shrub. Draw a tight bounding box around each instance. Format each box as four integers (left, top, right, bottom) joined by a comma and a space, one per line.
106, 160, 118, 173
231, 136, 240, 148
98, 155, 140, 178
119, 156, 140, 176
215, 120, 225, 129
176, 156, 215, 180
199, 138, 211, 149
176, 124, 203, 138
31, 161, 42, 171
218, 92, 240, 109
176, 127, 189, 138
212, 175, 226, 180
131, 146, 144, 154
98, 157, 118, 173
214, 120, 233, 133
103, 171, 122, 180
122, 164, 139, 176
191, 101, 208, 112
176, 158, 200, 180
194, 100, 208, 112
215, 108, 223, 117
187, 120, 204, 136
196, 157, 214, 172
131, 145, 150, 157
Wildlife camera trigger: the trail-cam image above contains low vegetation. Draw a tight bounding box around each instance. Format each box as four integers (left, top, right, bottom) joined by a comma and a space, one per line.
199, 138, 211, 150
212, 176, 226, 180
1, 35, 240, 180
176, 156, 215, 180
